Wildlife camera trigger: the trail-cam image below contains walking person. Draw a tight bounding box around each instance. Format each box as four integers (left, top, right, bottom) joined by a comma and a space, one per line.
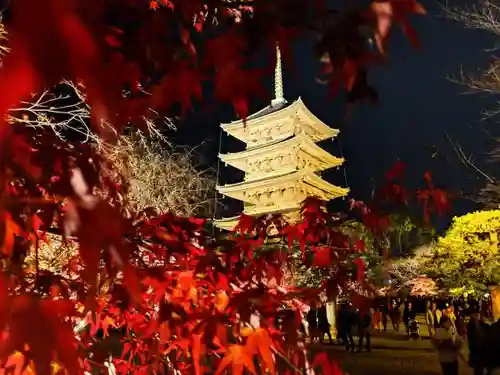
307, 305, 318, 342
336, 303, 347, 346
456, 306, 466, 337
432, 316, 465, 375
398, 299, 405, 328
391, 301, 401, 332
426, 302, 442, 338
466, 309, 489, 375
485, 317, 500, 375
372, 307, 381, 332
343, 303, 356, 352
317, 303, 333, 344
381, 302, 389, 332
403, 302, 417, 339
357, 308, 373, 352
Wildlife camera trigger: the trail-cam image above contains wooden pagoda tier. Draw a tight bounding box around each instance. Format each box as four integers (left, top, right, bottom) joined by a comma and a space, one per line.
215, 168, 349, 230
220, 97, 339, 149
219, 133, 345, 182
218, 168, 348, 210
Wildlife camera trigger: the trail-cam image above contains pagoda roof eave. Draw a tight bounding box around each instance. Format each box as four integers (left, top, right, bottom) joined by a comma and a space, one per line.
217, 169, 349, 199
220, 98, 339, 143
213, 216, 240, 231
294, 98, 339, 140
220, 100, 291, 127
219, 134, 345, 173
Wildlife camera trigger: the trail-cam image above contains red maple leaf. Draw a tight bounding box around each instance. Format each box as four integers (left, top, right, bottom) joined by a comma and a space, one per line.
432, 188, 450, 216
352, 257, 366, 282
366, 0, 426, 55
312, 353, 343, 375
214, 62, 265, 119
384, 160, 406, 181
0, 296, 80, 375
233, 214, 256, 235
152, 64, 203, 115
312, 246, 333, 268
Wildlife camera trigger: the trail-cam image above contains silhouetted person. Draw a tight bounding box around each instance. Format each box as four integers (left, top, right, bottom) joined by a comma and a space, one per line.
358, 308, 373, 352
307, 306, 318, 342
342, 303, 356, 352
381, 302, 389, 332
391, 301, 401, 332
467, 309, 489, 375
486, 318, 500, 375
317, 304, 332, 344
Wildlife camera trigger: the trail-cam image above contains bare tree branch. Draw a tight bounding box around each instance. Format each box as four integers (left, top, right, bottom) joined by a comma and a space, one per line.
101, 133, 216, 217
444, 1, 500, 40
446, 132, 495, 183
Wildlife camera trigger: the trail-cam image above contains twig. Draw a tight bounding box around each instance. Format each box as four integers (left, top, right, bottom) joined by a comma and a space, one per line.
446, 133, 495, 183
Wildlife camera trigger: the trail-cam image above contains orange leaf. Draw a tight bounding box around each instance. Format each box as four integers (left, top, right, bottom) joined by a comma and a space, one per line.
214, 345, 256, 375
215, 291, 229, 312
0, 352, 68, 375
242, 328, 276, 375
0, 352, 33, 375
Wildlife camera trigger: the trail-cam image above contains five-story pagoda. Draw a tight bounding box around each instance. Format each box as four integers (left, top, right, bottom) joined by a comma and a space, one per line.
214, 47, 349, 230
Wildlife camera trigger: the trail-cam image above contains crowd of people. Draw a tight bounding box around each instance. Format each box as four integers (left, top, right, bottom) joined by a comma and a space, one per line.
304, 296, 500, 375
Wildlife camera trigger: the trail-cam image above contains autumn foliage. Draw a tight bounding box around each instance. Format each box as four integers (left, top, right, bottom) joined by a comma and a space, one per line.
0, 0, 433, 374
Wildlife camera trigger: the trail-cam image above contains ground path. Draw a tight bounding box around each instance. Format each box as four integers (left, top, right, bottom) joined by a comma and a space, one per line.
313, 315, 473, 375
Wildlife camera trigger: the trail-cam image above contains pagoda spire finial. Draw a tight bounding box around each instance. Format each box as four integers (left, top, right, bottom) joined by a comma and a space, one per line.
271, 44, 286, 107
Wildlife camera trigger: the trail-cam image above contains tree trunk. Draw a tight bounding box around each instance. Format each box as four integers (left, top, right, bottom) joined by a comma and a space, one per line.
490, 285, 500, 322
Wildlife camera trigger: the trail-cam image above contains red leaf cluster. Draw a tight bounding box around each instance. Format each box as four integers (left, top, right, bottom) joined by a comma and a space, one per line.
0, 0, 425, 128
0, 0, 431, 373
351, 161, 451, 237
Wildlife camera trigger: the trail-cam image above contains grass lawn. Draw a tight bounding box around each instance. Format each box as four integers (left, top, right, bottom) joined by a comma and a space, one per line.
310, 315, 473, 375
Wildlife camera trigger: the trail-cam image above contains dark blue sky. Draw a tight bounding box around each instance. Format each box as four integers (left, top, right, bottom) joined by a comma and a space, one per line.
171, 0, 500, 228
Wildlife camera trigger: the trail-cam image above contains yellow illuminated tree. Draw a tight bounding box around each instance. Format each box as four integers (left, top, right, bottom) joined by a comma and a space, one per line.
428, 210, 500, 293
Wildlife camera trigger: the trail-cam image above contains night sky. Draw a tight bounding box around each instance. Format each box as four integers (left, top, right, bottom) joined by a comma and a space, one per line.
170, 0, 500, 229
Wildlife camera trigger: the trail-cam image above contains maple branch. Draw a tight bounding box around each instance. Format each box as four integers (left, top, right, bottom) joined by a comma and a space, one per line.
272, 347, 304, 375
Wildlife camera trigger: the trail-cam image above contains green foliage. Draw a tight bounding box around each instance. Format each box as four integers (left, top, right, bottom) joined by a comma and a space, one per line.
427, 210, 500, 292
341, 220, 376, 250
386, 214, 437, 256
